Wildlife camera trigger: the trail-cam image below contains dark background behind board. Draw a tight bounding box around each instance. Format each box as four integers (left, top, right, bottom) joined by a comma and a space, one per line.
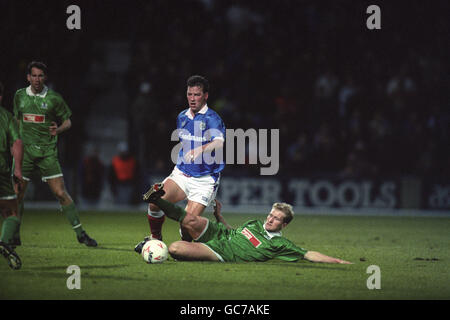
1, 0, 448, 210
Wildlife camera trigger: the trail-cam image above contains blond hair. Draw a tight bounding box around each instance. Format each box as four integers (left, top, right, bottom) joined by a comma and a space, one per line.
272, 202, 294, 224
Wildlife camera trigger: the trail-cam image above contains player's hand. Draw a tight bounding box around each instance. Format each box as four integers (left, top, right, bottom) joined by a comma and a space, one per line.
12, 174, 23, 194
336, 259, 353, 264
184, 150, 195, 163
183, 147, 202, 163
49, 121, 58, 136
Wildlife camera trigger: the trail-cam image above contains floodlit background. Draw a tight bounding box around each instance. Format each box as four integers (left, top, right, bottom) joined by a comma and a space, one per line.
1, 0, 449, 214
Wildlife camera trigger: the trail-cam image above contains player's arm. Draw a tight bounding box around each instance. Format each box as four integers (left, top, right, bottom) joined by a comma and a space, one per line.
213, 199, 232, 230
185, 138, 223, 163
185, 115, 225, 162
8, 114, 23, 192
49, 118, 71, 136
304, 251, 353, 264
11, 138, 24, 193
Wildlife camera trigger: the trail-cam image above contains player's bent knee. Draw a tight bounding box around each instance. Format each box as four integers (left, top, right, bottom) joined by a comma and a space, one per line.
181, 214, 198, 229
168, 241, 185, 259
51, 186, 66, 199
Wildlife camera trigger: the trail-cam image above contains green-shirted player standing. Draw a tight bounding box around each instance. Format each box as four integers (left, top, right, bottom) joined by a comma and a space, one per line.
136, 183, 353, 264
0, 81, 24, 270
13, 61, 97, 247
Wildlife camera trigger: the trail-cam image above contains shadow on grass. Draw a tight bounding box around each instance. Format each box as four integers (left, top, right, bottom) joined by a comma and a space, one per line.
22, 244, 133, 252
247, 261, 352, 271
17, 264, 144, 282
27, 264, 130, 271
167, 260, 351, 271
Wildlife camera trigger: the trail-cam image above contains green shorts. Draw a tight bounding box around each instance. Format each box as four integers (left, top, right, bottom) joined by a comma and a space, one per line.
22, 144, 63, 182
195, 220, 235, 262
0, 171, 16, 200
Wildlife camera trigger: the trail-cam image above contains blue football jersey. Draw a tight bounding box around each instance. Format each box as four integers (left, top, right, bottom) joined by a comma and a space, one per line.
176, 105, 225, 178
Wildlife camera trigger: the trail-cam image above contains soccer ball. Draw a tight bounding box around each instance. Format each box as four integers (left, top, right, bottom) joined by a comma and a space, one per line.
141, 240, 168, 264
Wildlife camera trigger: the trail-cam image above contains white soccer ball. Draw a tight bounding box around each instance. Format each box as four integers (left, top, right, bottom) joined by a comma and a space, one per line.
141, 240, 168, 264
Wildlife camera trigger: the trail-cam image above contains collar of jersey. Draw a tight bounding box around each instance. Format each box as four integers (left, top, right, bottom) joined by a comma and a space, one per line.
26, 85, 48, 98
185, 104, 208, 120
263, 223, 282, 239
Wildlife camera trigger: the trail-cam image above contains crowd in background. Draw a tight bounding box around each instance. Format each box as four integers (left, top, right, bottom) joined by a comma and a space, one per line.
2, 0, 449, 199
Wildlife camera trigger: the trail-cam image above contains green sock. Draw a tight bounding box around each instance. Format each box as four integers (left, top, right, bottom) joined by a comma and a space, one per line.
12, 202, 24, 244
61, 202, 83, 237
0, 216, 20, 244
154, 198, 187, 222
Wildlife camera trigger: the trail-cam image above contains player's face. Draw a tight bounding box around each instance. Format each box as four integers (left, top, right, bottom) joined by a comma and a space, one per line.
27, 67, 46, 94
187, 86, 208, 114
264, 209, 287, 232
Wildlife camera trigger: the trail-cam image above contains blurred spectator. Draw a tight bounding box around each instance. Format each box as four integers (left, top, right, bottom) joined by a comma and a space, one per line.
109, 142, 138, 205
80, 144, 105, 207
129, 81, 157, 165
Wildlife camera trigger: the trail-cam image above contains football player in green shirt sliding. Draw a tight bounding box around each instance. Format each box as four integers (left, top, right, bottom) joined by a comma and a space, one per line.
136, 183, 352, 264
13, 61, 97, 247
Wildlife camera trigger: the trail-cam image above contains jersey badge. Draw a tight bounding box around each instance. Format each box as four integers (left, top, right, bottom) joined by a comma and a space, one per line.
241, 228, 262, 248
23, 114, 45, 123
199, 121, 206, 130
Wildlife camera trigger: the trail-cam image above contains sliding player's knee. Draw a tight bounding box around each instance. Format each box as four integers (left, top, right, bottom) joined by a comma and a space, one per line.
168, 241, 184, 258
181, 213, 198, 230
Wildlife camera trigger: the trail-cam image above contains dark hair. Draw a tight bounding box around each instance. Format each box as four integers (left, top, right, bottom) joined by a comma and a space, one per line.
27, 61, 48, 75
0, 82, 3, 96
187, 75, 209, 93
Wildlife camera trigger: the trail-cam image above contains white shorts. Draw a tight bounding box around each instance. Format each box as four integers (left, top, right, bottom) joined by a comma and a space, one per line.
164, 166, 220, 207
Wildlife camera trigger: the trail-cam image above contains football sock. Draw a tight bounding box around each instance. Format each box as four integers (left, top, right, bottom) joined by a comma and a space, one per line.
147, 215, 165, 239
0, 216, 20, 244
13, 202, 24, 244
12, 221, 21, 245
153, 198, 187, 222
61, 202, 83, 237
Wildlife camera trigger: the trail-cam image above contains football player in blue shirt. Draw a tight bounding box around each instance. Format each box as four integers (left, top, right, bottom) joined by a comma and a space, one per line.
140, 75, 226, 243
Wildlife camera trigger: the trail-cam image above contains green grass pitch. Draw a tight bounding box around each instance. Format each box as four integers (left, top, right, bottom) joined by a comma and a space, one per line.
1, 209, 449, 300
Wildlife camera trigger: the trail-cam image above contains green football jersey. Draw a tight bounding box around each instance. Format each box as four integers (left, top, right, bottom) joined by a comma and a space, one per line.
13, 86, 72, 146
204, 220, 308, 262
0, 106, 20, 174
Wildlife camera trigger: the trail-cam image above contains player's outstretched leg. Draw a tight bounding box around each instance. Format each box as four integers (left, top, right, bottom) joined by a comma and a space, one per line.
143, 183, 188, 223
0, 241, 22, 270
47, 177, 98, 247
135, 183, 166, 253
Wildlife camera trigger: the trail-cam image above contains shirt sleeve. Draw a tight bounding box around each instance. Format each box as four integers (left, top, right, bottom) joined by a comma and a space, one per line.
206, 114, 225, 142
52, 94, 72, 122
8, 113, 20, 144
272, 237, 308, 262
13, 92, 21, 120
